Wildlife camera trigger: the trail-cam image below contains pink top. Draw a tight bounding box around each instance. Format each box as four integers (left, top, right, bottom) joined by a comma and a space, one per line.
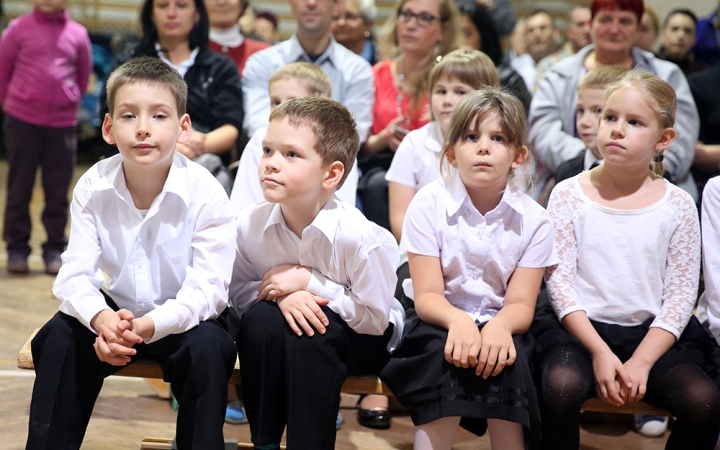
371, 60, 430, 136
0, 7, 92, 127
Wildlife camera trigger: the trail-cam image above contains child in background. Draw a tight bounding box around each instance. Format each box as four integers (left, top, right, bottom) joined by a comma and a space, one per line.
535, 71, 720, 449
26, 57, 238, 449
381, 87, 557, 449
230, 97, 404, 449
554, 65, 628, 183
386, 49, 499, 242
229, 62, 358, 215
0, 0, 92, 274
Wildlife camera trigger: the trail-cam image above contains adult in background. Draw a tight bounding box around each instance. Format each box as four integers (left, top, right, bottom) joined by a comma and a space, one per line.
331, 0, 379, 65
458, 1, 531, 113
511, 10, 559, 92
242, 0, 374, 142
635, 3, 660, 52
657, 9, 705, 76
534, 6, 592, 92
254, 10, 280, 44
207, 0, 269, 74
693, 2, 720, 66
529, 0, 699, 200
106, 0, 243, 168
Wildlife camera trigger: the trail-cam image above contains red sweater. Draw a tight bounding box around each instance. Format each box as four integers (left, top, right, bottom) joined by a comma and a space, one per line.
208, 38, 270, 75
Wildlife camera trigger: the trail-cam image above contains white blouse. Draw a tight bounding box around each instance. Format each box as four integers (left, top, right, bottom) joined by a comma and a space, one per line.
546, 176, 700, 339
701, 176, 720, 345
385, 121, 444, 190
401, 175, 557, 324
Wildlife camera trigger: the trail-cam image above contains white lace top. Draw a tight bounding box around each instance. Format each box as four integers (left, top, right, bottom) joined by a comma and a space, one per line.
545, 176, 700, 339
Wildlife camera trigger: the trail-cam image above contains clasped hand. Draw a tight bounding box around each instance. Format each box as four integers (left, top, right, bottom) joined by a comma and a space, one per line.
91, 309, 144, 366
444, 312, 517, 379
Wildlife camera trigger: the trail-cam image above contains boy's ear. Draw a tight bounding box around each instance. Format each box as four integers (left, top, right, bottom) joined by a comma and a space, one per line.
177, 114, 193, 144
322, 161, 345, 191
656, 127, 676, 152
101, 114, 116, 145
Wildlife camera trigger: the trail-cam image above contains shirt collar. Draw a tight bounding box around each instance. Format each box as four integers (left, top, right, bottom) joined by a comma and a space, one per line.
209, 25, 245, 48
106, 153, 190, 209
444, 173, 526, 216
288, 34, 337, 66
263, 197, 341, 243
155, 42, 200, 76
427, 122, 443, 154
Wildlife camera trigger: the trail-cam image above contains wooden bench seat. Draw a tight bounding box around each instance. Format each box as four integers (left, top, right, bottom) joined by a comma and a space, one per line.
16, 329, 670, 417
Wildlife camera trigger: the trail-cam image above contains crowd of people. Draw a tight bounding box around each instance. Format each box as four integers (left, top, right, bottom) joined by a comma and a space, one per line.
2, 0, 720, 448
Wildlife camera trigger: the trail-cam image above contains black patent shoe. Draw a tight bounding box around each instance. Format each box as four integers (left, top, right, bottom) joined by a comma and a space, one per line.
357, 397, 392, 429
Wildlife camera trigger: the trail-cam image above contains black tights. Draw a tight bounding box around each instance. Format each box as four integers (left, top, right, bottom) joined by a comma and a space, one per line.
537, 345, 720, 450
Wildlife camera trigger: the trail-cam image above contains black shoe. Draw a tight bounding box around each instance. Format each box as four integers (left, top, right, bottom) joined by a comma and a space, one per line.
356, 396, 391, 430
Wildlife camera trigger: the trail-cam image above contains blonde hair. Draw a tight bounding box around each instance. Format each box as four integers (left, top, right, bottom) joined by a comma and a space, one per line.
269, 96, 358, 188
604, 70, 676, 175
269, 62, 332, 98
378, 0, 462, 107
106, 56, 187, 117
440, 87, 531, 190
578, 65, 628, 91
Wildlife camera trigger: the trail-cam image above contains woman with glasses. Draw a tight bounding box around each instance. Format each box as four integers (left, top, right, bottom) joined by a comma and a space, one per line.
331, 0, 379, 65
362, 0, 461, 158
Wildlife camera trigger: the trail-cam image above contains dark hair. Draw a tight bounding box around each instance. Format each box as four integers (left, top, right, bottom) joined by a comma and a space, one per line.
139, 0, 210, 52
256, 10, 278, 30
663, 8, 698, 28
458, 2, 503, 66
590, 0, 643, 24
106, 56, 188, 117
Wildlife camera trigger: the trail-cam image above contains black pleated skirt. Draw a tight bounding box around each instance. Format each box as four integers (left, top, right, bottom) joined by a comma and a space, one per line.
381, 317, 541, 442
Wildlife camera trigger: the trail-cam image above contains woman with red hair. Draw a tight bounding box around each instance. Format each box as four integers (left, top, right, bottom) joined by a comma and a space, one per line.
528, 0, 700, 200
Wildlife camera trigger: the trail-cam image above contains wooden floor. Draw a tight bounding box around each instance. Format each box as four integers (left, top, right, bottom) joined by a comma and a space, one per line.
0, 159, 671, 449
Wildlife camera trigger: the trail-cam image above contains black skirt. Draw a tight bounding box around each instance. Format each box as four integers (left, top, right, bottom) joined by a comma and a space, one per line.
381, 317, 541, 442
530, 299, 718, 381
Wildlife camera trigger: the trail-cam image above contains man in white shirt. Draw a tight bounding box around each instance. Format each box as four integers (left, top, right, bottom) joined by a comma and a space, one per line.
230, 97, 404, 449
241, 0, 374, 142
26, 57, 237, 450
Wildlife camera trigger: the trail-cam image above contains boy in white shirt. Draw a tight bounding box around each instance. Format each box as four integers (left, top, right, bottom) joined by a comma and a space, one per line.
26, 57, 237, 450
229, 96, 404, 449
229, 62, 358, 216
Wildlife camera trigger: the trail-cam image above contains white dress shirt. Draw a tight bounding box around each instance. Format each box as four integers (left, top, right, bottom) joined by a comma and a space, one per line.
701, 177, 720, 345
546, 176, 700, 339
385, 121, 443, 190
401, 175, 558, 324
229, 197, 405, 351
229, 127, 358, 216
241, 35, 374, 142
54, 153, 237, 343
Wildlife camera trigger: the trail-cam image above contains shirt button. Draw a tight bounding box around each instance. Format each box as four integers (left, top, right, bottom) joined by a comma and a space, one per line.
137, 262, 143, 268
477, 233, 482, 239
303, 253, 309, 259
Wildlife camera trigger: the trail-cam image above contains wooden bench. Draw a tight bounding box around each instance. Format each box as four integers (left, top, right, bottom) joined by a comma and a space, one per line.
17, 329, 671, 448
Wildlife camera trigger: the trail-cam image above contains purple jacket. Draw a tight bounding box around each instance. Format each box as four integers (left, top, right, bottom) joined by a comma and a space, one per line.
0, 7, 92, 127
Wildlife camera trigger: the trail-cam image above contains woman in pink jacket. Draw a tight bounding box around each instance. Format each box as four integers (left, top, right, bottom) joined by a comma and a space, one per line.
0, 0, 92, 275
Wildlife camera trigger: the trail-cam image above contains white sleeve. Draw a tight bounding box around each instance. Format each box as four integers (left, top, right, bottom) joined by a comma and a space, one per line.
306, 226, 399, 336
650, 189, 700, 339
517, 208, 558, 269
144, 196, 237, 342
544, 181, 584, 320
399, 186, 440, 257
341, 60, 374, 143
702, 179, 720, 344
386, 132, 419, 187
228, 213, 262, 315
55, 178, 111, 332
528, 71, 586, 172
241, 52, 273, 137
229, 127, 265, 216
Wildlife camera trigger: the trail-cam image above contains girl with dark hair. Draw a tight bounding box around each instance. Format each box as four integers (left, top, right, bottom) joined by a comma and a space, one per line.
457, 2, 531, 113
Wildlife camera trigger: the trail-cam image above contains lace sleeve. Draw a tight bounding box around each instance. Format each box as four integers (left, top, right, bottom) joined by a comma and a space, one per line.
545, 180, 584, 320
651, 188, 701, 338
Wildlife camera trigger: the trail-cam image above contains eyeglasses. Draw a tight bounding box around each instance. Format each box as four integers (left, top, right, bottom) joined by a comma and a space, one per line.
332, 12, 363, 23
398, 8, 439, 27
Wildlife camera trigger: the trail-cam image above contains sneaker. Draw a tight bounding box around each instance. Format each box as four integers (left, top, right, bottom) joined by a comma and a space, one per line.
44, 252, 62, 275
336, 411, 343, 430
7, 253, 29, 274
634, 414, 668, 437
225, 404, 248, 424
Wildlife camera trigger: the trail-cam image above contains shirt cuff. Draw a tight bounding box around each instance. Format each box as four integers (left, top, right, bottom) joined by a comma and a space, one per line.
144, 308, 174, 344
306, 269, 343, 302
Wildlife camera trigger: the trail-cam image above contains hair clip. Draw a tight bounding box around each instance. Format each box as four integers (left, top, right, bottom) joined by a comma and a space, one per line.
666, 98, 676, 117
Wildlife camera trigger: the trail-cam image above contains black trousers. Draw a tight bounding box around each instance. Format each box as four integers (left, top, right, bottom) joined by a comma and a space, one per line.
236, 301, 393, 450
26, 311, 237, 450
3, 114, 76, 256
